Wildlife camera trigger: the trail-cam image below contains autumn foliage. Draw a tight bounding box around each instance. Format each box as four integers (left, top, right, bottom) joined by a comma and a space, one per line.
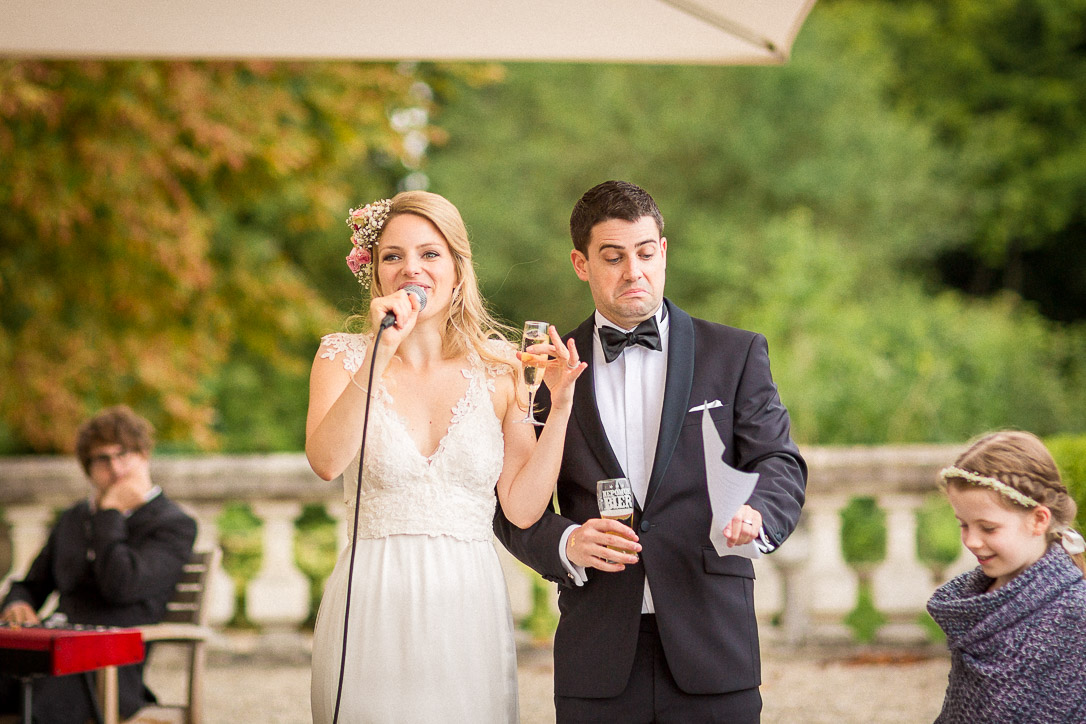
0, 60, 462, 452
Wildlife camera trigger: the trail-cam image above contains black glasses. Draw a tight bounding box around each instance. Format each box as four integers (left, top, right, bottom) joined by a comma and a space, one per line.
89, 449, 133, 468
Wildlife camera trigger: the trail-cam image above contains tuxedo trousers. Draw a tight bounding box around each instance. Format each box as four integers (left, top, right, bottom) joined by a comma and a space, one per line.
554, 614, 762, 723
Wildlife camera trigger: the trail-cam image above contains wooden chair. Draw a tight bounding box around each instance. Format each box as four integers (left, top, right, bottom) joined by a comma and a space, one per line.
98, 547, 221, 724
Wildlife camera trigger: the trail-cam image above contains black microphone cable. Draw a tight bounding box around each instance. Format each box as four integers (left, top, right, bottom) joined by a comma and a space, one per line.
331, 285, 425, 724
331, 320, 385, 724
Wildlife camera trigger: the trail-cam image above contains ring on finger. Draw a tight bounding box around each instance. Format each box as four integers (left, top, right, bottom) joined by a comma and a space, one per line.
566, 359, 578, 369
743, 519, 754, 526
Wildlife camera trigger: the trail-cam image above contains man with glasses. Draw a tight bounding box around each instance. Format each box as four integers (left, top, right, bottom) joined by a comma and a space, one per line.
1, 405, 197, 723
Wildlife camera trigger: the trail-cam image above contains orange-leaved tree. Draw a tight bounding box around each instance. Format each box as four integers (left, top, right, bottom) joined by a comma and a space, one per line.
0, 60, 481, 452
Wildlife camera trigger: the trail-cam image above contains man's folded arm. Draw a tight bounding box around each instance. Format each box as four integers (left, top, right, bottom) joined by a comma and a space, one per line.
493, 504, 583, 587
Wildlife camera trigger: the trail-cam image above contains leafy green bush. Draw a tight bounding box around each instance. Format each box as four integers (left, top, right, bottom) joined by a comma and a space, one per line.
840, 497, 886, 566
295, 504, 339, 629
916, 494, 961, 570
844, 582, 886, 644
217, 503, 263, 628
1045, 434, 1086, 532
520, 574, 559, 643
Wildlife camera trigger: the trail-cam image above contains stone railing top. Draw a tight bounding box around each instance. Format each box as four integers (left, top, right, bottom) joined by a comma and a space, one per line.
804, 444, 961, 496
0, 453, 339, 505
0, 444, 965, 506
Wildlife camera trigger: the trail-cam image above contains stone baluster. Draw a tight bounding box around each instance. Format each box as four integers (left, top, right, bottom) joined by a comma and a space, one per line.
188, 501, 236, 626
1, 504, 53, 593
245, 501, 310, 634
871, 493, 933, 642
804, 495, 857, 641
752, 555, 783, 632
769, 518, 811, 646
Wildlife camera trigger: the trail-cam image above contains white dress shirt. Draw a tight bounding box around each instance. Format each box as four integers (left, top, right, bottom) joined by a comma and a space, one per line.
560, 305, 668, 613
556, 305, 774, 603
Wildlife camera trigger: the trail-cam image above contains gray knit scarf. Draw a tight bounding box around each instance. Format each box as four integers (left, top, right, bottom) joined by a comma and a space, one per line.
927, 545, 1086, 723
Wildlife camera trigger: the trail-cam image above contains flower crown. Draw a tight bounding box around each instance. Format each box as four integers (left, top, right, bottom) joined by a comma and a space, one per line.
940, 466, 1039, 508
346, 198, 393, 288
940, 466, 1086, 556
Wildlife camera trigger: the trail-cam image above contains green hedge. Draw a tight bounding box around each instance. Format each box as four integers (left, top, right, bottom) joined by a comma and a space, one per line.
1045, 434, 1086, 532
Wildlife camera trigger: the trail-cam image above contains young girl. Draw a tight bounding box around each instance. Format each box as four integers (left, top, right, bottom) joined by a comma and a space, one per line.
927, 430, 1086, 723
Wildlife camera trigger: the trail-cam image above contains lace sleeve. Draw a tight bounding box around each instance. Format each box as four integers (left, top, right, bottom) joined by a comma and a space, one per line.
482, 337, 518, 379
319, 333, 371, 374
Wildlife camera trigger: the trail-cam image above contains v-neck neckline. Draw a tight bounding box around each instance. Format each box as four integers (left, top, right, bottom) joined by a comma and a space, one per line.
379, 367, 476, 462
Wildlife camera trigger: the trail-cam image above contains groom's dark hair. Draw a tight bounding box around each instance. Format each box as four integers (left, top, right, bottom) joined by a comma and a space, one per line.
570, 180, 665, 255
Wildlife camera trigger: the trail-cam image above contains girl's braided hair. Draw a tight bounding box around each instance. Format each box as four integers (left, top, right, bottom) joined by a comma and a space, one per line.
946, 430, 1084, 576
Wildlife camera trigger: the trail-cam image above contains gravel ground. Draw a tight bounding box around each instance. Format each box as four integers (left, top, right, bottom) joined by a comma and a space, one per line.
141, 634, 950, 723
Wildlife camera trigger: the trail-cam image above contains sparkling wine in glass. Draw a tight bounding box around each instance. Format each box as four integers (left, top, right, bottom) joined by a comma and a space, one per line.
519, 321, 550, 426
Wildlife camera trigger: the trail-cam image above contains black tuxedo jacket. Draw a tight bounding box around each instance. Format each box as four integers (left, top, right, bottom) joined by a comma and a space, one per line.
495, 299, 806, 698
3, 491, 197, 720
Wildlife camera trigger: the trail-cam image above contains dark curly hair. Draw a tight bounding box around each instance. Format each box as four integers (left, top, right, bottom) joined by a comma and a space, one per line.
75, 405, 154, 474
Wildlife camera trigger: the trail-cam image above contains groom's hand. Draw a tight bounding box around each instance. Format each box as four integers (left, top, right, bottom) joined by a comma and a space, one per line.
722, 504, 763, 547
567, 519, 641, 572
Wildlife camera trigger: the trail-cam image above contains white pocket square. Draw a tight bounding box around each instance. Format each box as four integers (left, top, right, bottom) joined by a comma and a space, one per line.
689, 400, 723, 412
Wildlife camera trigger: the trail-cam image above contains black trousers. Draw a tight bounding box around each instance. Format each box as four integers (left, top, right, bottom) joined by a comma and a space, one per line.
555, 614, 762, 724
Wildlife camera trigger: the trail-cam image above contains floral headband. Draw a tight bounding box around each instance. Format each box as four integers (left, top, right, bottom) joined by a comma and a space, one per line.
346, 198, 393, 288
940, 466, 1039, 508
940, 466, 1086, 556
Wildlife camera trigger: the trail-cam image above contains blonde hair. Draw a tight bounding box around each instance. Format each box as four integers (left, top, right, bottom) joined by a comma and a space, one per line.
353, 190, 516, 374
944, 430, 1085, 576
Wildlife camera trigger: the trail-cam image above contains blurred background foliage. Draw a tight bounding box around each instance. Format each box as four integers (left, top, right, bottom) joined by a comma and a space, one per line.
2, 0, 1086, 454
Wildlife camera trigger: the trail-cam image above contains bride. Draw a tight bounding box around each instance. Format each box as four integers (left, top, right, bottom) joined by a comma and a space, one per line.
306, 190, 584, 723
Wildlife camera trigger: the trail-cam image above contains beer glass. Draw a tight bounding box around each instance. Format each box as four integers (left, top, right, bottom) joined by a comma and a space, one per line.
596, 477, 635, 560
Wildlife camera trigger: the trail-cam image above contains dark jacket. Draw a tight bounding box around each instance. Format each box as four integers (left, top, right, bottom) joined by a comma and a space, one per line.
496, 299, 806, 698
3, 491, 197, 722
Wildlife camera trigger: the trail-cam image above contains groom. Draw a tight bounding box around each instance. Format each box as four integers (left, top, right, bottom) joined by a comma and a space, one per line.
496, 180, 807, 722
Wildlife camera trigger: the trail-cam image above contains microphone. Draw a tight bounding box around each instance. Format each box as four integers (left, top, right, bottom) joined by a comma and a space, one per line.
380, 284, 428, 330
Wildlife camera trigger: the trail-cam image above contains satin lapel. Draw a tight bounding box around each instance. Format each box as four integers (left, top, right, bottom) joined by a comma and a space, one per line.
644, 299, 694, 510
569, 316, 625, 480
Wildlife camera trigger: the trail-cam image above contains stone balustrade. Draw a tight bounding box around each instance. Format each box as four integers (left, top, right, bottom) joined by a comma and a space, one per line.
0, 445, 973, 644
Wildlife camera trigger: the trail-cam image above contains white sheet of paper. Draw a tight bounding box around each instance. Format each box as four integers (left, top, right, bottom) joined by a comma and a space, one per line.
702, 405, 762, 558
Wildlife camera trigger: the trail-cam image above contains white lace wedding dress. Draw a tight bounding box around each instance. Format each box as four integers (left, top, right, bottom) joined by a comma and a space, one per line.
310, 333, 519, 724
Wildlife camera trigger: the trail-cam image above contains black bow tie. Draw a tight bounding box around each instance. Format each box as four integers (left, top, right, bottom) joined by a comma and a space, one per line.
598, 316, 662, 363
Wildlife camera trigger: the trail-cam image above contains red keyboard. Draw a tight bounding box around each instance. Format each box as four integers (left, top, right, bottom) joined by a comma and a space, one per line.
0, 624, 144, 677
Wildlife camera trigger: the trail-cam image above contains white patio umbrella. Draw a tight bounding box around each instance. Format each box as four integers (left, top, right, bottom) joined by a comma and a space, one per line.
1, 0, 816, 65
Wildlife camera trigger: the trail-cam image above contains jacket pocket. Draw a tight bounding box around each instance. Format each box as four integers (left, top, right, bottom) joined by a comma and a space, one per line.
702, 547, 756, 578
682, 403, 731, 427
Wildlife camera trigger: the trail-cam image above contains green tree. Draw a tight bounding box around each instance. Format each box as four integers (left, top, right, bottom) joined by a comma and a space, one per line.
425, 14, 1086, 444
852, 0, 1086, 322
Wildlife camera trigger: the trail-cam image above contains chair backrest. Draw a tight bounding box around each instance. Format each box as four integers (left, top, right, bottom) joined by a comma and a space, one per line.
160, 547, 221, 627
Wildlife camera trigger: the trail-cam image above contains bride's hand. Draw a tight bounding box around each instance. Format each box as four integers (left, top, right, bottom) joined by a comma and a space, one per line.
526, 326, 585, 409
369, 288, 422, 349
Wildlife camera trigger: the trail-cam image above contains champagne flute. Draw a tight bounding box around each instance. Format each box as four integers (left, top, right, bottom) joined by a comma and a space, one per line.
518, 321, 550, 426
596, 478, 635, 561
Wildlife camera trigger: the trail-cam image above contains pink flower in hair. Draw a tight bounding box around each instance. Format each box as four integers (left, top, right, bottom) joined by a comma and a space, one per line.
344, 198, 392, 288
346, 245, 370, 274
